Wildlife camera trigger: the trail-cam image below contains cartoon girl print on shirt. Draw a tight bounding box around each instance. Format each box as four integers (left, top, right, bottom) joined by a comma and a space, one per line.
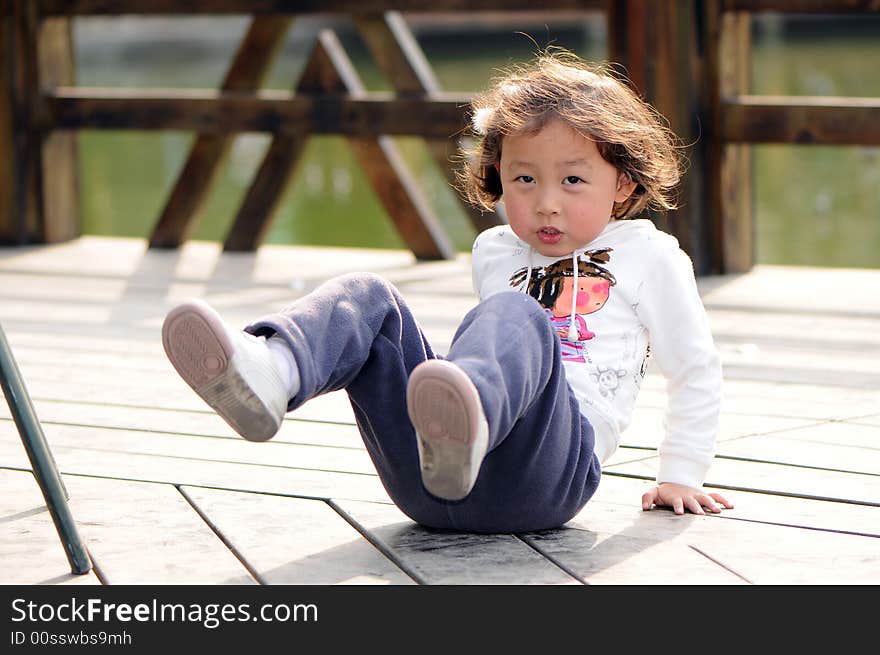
510, 249, 616, 363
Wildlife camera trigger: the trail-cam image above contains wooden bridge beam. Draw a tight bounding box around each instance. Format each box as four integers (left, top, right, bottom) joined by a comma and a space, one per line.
47, 89, 470, 137
38, 0, 602, 16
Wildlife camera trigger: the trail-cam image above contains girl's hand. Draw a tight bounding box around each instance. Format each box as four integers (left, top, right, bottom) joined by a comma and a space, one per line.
641, 482, 733, 515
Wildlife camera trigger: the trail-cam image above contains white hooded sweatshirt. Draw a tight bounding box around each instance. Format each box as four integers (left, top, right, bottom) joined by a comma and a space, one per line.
471, 219, 722, 490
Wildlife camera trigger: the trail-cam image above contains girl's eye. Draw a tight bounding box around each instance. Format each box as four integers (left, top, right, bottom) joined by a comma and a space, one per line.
515, 175, 535, 184
563, 176, 583, 185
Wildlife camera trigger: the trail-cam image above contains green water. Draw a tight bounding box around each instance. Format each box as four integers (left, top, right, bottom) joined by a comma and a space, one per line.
74, 16, 880, 267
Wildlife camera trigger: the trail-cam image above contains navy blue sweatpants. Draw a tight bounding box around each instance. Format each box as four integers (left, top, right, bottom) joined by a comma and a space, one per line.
245, 272, 601, 533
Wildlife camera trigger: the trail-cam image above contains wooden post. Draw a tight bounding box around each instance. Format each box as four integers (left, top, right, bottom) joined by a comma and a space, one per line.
609, 0, 710, 272
719, 10, 754, 273
38, 16, 79, 242
607, 0, 649, 98
702, 1, 754, 274
2, 2, 78, 244
0, 8, 16, 242
652, 2, 706, 271
6, 0, 41, 244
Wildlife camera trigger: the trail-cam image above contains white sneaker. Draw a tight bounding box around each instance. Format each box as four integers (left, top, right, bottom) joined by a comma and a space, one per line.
161, 300, 289, 442
406, 359, 489, 501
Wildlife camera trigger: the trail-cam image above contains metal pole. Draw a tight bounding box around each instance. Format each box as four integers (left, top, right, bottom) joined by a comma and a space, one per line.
0, 323, 91, 574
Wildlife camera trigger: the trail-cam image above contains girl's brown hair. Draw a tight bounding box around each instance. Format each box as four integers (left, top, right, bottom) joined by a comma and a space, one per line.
457, 50, 684, 220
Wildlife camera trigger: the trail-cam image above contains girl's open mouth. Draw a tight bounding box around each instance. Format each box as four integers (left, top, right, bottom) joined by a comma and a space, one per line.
537, 227, 563, 245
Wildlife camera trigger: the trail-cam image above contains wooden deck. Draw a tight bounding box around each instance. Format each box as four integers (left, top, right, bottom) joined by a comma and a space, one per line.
1, 236, 878, 585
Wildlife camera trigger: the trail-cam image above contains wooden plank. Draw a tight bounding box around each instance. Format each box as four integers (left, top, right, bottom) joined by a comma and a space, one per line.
612, 421, 880, 476
150, 17, 293, 248
718, 355, 880, 389
0, 433, 392, 503
7, 351, 878, 435
716, 379, 880, 421
39, 0, 600, 16
62, 475, 257, 584
701, 266, 880, 315
522, 519, 748, 585
769, 417, 880, 447
709, 308, 880, 348
0, 420, 377, 477
626, 375, 880, 424
723, 96, 880, 145
47, 87, 471, 138
622, 405, 822, 448
0, 468, 100, 584
606, 455, 880, 506
182, 486, 414, 584
713, 426, 880, 473
2, 375, 359, 431
7, 360, 361, 424
0, 401, 365, 448
0, 237, 425, 289
559, 479, 880, 584
333, 499, 580, 584
594, 474, 880, 537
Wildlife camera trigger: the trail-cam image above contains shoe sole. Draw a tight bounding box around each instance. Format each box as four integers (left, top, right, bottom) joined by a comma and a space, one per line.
162, 301, 280, 441
406, 360, 487, 501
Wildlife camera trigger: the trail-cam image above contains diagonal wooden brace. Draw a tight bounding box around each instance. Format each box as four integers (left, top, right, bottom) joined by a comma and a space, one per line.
224, 29, 457, 260
354, 11, 502, 234
149, 17, 293, 249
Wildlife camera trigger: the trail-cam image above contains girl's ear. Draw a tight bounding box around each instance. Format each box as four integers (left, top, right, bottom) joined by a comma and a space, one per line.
615, 171, 637, 202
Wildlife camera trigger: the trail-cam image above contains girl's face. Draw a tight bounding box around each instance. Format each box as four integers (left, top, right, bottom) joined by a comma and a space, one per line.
498, 118, 636, 257
551, 276, 611, 317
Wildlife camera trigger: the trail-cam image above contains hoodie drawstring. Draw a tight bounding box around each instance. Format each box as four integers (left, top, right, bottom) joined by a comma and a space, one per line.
567, 251, 579, 342
522, 247, 582, 343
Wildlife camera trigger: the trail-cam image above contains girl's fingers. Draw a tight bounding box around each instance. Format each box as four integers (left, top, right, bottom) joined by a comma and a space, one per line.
698, 494, 722, 513
709, 492, 734, 509
684, 497, 705, 515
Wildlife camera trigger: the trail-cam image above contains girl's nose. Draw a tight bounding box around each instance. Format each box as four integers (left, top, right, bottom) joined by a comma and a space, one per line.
536, 188, 561, 216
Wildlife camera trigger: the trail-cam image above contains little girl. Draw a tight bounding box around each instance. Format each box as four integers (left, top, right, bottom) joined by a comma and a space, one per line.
162, 51, 731, 533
